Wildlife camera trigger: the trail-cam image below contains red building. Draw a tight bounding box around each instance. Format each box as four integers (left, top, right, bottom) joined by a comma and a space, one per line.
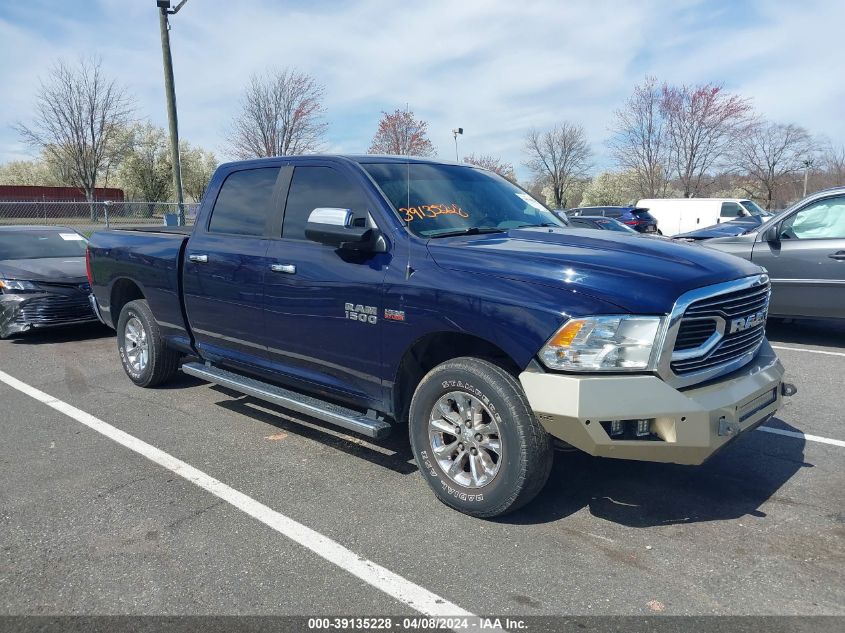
0, 185, 124, 202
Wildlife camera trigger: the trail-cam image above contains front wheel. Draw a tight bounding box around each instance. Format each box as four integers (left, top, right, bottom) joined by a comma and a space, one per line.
116, 299, 180, 387
409, 357, 553, 518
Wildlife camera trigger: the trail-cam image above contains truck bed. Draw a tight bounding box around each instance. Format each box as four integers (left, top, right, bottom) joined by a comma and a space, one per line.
87, 228, 191, 348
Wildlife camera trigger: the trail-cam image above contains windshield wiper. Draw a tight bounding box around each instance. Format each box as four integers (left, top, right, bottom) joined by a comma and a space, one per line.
427, 226, 508, 239
514, 222, 559, 229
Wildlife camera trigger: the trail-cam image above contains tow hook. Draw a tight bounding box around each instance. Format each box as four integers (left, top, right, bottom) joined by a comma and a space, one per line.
781, 382, 798, 397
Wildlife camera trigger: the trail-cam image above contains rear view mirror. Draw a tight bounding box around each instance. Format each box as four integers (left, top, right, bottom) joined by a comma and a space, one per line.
305, 208, 378, 251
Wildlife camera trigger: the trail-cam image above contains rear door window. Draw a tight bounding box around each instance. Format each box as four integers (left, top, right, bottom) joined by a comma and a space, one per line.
282, 166, 369, 241
208, 167, 280, 236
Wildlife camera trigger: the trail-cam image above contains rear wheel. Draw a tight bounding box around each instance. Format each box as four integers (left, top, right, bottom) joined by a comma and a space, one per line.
409, 357, 553, 518
116, 299, 180, 387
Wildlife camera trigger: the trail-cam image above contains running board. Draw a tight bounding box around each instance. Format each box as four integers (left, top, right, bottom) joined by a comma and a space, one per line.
181, 362, 392, 440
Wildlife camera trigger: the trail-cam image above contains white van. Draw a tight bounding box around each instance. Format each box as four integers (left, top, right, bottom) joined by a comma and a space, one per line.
635, 198, 767, 236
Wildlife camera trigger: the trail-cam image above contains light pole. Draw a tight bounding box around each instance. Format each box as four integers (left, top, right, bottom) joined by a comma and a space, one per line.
802, 158, 814, 198
451, 127, 463, 162
157, 0, 188, 225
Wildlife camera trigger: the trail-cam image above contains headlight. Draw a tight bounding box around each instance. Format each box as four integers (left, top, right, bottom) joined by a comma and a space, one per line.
0, 279, 39, 293
539, 315, 664, 371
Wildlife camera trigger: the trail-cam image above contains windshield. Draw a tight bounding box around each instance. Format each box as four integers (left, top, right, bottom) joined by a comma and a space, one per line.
0, 230, 87, 260
740, 200, 766, 216
363, 162, 565, 237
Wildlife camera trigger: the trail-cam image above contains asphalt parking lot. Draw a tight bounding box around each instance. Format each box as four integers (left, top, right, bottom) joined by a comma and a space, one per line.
1, 319, 843, 618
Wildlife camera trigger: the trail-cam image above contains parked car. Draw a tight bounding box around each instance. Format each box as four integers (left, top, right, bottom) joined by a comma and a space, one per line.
0, 225, 97, 339
636, 198, 767, 236
87, 156, 792, 518
674, 214, 769, 241
566, 215, 638, 233
703, 187, 845, 320
566, 206, 658, 233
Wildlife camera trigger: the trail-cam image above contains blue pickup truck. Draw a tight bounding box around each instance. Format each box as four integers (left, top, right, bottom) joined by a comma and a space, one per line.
87, 156, 792, 517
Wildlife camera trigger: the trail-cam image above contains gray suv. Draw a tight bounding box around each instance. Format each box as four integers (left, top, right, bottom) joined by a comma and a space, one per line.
704, 187, 845, 320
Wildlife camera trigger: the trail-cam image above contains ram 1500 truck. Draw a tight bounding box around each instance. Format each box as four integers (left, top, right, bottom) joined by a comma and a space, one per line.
87, 156, 794, 518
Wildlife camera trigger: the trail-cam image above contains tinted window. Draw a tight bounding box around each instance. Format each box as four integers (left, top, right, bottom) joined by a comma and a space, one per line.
603, 209, 622, 218
720, 202, 744, 218
0, 229, 87, 259
283, 166, 369, 240
781, 196, 845, 239
208, 168, 280, 236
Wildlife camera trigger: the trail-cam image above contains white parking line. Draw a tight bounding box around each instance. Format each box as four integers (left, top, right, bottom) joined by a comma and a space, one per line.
771, 345, 845, 358
0, 369, 474, 619
757, 426, 845, 448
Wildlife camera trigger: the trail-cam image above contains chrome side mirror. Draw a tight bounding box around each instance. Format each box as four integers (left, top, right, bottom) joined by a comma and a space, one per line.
304, 207, 378, 251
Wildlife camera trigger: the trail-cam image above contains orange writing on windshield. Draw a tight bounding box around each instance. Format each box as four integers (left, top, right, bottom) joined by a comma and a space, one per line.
401, 203, 469, 222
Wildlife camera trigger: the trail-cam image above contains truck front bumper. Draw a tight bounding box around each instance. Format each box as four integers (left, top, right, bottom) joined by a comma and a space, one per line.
519, 340, 786, 465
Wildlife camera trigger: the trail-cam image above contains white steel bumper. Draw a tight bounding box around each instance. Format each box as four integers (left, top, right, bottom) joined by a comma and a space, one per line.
519, 340, 786, 465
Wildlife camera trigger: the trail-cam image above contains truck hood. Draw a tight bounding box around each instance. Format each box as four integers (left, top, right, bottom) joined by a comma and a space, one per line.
674, 216, 764, 240
426, 227, 762, 314
0, 257, 88, 283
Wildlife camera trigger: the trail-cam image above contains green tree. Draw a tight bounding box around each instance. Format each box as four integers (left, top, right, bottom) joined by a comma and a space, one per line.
580, 171, 640, 207
116, 123, 172, 214
0, 158, 63, 186
179, 142, 218, 203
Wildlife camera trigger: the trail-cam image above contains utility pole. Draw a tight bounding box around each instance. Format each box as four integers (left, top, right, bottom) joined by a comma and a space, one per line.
157, 0, 188, 225
452, 127, 463, 162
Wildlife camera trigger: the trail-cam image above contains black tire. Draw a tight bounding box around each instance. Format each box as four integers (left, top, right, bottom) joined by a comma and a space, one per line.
409, 357, 553, 518
116, 299, 180, 388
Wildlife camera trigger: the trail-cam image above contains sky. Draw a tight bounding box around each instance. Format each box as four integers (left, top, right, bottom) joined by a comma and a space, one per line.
1, 0, 843, 181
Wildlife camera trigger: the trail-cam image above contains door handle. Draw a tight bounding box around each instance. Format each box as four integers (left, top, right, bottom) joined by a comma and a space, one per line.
270, 263, 297, 274
188, 254, 208, 263
829, 251, 845, 261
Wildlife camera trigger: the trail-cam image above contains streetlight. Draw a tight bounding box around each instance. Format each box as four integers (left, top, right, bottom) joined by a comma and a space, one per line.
451, 127, 463, 162
157, 0, 188, 225
802, 158, 814, 198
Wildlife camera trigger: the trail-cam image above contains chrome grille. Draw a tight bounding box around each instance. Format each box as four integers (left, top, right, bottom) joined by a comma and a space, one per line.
670, 280, 770, 376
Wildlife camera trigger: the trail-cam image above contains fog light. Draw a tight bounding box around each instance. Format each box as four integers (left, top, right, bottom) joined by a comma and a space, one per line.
635, 419, 651, 437
609, 420, 624, 436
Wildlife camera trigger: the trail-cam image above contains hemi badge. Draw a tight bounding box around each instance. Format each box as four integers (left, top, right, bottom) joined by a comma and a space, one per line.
384, 309, 405, 322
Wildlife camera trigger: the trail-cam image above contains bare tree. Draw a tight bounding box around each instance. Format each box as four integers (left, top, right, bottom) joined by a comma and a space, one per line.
610, 76, 671, 198
523, 123, 592, 208
822, 142, 845, 186
736, 122, 812, 209
229, 68, 327, 158
463, 153, 516, 182
368, 109, 435, 156
660, 83, 754, 197
16, 57, 133, 219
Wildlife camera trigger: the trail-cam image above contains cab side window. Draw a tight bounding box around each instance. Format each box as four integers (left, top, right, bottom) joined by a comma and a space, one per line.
208, 168, 280, 236
282, 166, 369, 240
780, 196, 845, 240
720, 202, 743, 218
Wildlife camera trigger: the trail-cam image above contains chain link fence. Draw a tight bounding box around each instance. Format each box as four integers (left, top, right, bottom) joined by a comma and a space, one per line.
0, 200, 200, 233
